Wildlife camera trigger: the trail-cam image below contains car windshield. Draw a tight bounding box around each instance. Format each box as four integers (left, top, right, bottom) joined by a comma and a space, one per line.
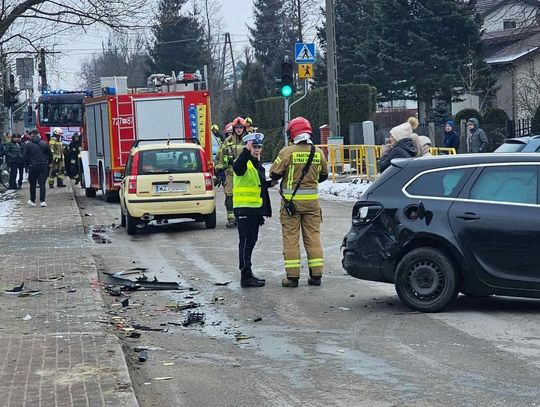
139, 148, 202, 175
39, 102, 82, 126
495, 142, 526, 153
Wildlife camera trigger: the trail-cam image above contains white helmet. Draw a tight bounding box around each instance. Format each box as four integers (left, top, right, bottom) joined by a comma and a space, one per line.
53, 127, 64, 136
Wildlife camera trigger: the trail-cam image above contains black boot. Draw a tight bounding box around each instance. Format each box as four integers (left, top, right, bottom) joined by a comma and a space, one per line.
246, 268, 265, 283
282, 277, 299, 287
57, 179, 66, 188
241, 269, 265, 288
308, 269, 322, 286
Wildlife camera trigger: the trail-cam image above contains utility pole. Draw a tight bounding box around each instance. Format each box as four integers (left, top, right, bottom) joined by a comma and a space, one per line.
38, 48, 48, 92
224, 33, 237, 99
325, 0, 340, 138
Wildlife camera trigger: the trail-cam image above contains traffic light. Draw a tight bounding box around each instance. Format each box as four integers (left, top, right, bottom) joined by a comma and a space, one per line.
280, 60, 293, 98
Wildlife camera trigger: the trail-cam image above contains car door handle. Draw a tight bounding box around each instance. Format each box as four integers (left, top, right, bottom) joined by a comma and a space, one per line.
456, 212, 480, 220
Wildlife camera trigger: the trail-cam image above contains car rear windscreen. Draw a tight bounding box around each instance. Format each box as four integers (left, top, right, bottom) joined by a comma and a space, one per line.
139, 149, 202, 175
495, 142, 526, 153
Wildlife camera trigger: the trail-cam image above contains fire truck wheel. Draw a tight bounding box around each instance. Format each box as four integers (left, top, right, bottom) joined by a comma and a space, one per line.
126, 210, 138, 235
120, 205, 126, 227
85, 188, 97, 198
204, 209, 217, 229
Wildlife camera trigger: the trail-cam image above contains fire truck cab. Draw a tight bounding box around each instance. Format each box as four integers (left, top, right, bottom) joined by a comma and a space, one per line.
80, 72, 213, 202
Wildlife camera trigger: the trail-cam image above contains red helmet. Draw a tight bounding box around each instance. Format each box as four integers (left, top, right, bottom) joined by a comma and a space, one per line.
287, 117, 312, 141
224, 122, 233, 134
231, 117, 246, 128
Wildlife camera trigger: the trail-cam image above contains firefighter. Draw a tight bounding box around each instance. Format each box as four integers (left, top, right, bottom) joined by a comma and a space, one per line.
215, 117, 247, 228
233, 132, 272, 288
48, 127, 66, 188
245, 117, 256, 133
270, 117, 328, 287
67, 132, 82, 185
211, 124, 224, 143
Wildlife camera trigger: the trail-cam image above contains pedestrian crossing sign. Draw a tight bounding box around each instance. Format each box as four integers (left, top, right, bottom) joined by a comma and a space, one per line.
295, 43, 316, 63
298, 63, 313, 79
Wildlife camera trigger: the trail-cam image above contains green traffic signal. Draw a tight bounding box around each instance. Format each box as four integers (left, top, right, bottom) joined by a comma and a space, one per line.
281, 85, 293, 97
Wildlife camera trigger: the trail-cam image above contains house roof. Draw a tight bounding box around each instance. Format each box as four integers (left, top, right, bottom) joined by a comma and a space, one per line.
484, 31, 540, 64
477, 0, 540, 16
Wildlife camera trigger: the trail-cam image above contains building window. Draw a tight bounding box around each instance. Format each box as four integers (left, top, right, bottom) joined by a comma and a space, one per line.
503, 20, 517, 29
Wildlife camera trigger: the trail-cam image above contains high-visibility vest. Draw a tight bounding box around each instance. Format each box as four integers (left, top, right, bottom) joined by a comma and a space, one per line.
233, 160, 262, 208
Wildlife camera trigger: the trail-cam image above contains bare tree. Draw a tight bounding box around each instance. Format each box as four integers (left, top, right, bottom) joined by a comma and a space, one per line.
0, 0, 150, 50
516, 67, 540, 117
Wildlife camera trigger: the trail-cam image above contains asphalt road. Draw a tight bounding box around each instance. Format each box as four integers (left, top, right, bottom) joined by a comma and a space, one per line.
76, 187, 540, 407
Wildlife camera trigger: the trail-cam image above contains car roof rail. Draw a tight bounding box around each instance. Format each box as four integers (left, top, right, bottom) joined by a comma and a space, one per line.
131, 138, 200, 148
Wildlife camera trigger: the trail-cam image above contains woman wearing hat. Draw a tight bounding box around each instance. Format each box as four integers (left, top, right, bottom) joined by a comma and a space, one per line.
379, 117, 418, 172
232, 133, 272, 288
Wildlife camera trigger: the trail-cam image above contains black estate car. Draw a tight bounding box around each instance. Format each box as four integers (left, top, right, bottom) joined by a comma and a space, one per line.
342, 154, 540, 312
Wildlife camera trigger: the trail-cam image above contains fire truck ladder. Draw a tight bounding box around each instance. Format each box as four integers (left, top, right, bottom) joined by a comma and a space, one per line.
116, 96, 135, 166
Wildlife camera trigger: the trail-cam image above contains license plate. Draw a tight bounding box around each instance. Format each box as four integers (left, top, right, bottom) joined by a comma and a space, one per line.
155, 183, 186, 193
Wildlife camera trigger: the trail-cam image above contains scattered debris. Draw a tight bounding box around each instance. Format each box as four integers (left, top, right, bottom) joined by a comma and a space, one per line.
105, 286, 123, 296
107, 274, 183, 291
84, 213, 93, 217
127, 331, 141, 338
67, 288, 77, 293
182, 312, 205, 327
121, 298, 129, 307
166, 301, 199, 312
167, 321, 183, 326
338, 307, 351, 311
18, 289, 42, 297
213, 297, 226, 302
350, 294, 355, 297
163, 362, 174, 366
235, 334, 254, 341
22, 314, 32, 321
214, 281, 232, 286
37, 275, 64, 282
138, 350, 148, 362
132, 324, 168, 332
253, 317, 262, 323
337, 349, 345, 353
154, 377, 174, 381
4, 282, 24, 294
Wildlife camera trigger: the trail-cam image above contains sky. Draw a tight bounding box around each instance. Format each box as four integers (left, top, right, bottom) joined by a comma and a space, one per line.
47, 0, 256, 90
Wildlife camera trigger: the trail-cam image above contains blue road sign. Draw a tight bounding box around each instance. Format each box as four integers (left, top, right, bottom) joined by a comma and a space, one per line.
295, 43, 316, 63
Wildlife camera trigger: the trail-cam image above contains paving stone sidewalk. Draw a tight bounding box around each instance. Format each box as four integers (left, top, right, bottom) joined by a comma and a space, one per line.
0, 183, 138, 407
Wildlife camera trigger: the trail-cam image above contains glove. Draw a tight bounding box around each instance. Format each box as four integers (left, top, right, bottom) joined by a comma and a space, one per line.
216, 169, 226, 183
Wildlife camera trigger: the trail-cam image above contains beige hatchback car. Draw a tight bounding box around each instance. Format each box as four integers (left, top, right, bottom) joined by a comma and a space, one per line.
119, 139, 216, 235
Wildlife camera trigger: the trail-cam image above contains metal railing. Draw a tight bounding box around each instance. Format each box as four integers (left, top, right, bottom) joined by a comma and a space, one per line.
316, 144, 456, 182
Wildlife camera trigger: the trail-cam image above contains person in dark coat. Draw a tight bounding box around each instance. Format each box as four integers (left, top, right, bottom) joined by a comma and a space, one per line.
23, 129, 52, 207
4, 133, 25, 189
379, 117, 418, 172
443, 120, 460, 152
467, 117, 488, 153
232, 132, 272, 288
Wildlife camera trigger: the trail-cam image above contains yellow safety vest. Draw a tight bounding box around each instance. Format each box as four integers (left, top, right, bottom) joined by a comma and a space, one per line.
233, 160, 262, 208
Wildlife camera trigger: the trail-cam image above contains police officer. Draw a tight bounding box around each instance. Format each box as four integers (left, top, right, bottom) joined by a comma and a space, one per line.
233, 132, 271, 288
68, 132, 82, 184
270, 117, 328, 287
48, 127, 66, 188
215, 117, 247, 228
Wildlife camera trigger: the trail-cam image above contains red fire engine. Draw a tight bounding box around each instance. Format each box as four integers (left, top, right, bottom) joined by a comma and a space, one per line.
80, 72, 213, 202
35, 90, 91, 144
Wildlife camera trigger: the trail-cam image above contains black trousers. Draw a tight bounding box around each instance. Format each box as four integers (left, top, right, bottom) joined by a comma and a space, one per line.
28, 165, 48, 202
237, 215, 262, 272
8, 162, 24, 188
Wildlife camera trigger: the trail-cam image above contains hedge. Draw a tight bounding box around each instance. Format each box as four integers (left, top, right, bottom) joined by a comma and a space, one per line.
255, 83, 377, 154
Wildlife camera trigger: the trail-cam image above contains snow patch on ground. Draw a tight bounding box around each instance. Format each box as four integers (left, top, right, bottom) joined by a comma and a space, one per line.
0, 191, 21, 235
318, 179, 371, 201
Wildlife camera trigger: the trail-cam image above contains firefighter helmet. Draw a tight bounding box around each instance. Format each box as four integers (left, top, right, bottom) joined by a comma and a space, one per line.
53, 127, 64, 137
287, 117, 312, 142
245, 117, 253, 126
211, 124, 219, 132
231, 117, 246, 128
224, 123, 233, 134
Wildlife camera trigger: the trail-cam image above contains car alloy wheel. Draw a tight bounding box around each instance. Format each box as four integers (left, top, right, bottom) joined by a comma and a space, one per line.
395, 247, 458, 313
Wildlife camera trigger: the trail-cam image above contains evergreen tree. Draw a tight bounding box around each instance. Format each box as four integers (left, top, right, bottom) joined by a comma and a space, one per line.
249, 0, 290, 87
150, 0, 209, 74
237, 60, 267, 117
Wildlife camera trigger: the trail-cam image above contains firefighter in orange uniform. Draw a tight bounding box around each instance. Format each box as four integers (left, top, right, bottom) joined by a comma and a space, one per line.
270, 117, 328, 287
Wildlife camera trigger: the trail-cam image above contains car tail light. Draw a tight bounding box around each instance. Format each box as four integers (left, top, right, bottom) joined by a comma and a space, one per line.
130, 152, 139, 176
128, 176, 137, 194
199, 149, 213, 191
352, 202, 383, 226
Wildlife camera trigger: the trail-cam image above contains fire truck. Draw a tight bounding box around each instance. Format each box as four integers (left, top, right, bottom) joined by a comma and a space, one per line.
80, 72, 214, 202
35, 90, 91, 144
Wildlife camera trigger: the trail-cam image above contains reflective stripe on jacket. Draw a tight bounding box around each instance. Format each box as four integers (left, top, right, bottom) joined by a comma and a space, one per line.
233, 160, 262, 208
